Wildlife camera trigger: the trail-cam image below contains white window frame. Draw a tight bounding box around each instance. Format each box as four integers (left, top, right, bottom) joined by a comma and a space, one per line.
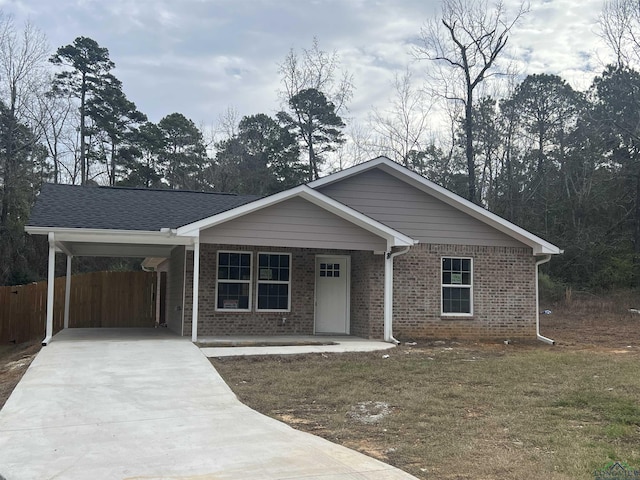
215, 250, 252, 312
441, 256, 473, 316
256, 252, 292, 312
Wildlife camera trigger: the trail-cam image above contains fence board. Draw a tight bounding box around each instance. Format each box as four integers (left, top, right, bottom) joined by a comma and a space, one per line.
0, 271, 157, 344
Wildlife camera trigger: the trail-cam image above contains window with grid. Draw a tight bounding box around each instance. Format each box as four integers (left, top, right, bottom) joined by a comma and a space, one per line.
319, 262, 340, 277
441, 257, 472, 315
216, 251, 252, 310
256, 253, 291, 311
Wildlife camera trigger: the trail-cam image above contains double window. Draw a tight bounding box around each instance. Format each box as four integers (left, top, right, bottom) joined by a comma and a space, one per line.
216, 251, 291, 312
441, 257, 473, 315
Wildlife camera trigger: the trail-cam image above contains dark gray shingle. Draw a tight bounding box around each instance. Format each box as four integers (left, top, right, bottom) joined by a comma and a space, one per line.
27, 184, 260, 231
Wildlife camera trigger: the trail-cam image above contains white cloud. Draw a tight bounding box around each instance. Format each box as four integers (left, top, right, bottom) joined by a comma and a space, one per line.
1, 0, 616, 130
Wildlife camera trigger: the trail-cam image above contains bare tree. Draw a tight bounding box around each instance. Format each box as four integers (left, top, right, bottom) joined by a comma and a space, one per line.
369, 68, 433, 167
216, 105, 240, 140
33, 91, 76, 184
0, 15, 50, 226
0, 16, 49, 118
278, 37, 354, 115
598, 0, 640, 68
332, 122, 377, 172
415, 0, 528, 203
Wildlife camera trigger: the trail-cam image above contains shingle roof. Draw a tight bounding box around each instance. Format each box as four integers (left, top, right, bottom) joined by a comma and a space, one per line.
27, 184, 261, 231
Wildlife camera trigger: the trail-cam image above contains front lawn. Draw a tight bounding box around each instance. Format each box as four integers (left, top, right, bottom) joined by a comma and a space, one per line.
213, 295, 640, 480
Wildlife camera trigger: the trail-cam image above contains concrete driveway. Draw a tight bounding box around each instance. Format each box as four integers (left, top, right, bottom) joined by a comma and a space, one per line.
0, 329, 417, 480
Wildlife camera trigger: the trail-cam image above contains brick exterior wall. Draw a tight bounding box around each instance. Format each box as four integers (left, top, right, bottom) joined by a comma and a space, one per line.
181, 243, 537, 340
350, 251, 384, 339
184, 244, 373, 337
392, 244, 537, 340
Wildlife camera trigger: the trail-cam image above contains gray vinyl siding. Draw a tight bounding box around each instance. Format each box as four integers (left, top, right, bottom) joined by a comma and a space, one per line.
317, 169, 526, 248
200, 196, 387, 251
165, 246, 185, 335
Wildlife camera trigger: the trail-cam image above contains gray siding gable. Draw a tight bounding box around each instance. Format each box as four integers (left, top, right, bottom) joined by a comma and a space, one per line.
200, 196, 387, 251
317, 168, 527, 248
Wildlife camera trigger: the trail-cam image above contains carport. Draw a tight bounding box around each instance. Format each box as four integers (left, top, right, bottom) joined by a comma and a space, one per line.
25, 184, 258, 345
30, 228, 193, 344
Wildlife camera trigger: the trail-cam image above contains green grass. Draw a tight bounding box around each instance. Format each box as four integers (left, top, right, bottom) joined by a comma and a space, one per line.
213, 345, 640, 480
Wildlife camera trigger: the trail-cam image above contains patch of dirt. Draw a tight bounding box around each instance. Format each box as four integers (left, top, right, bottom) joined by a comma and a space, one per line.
347, 401, 392, 424
278, 413, 315, 426
343, 438, 389, 461
0, 341, 41, 409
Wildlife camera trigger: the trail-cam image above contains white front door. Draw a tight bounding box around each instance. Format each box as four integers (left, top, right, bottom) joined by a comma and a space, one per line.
315, 255, 350, 334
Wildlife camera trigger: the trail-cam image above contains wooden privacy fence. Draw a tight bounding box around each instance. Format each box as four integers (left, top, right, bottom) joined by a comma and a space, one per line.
0, 271, 157, 344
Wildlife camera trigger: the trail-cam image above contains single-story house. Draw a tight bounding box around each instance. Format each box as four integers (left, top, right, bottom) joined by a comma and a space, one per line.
26, 156, 562, 345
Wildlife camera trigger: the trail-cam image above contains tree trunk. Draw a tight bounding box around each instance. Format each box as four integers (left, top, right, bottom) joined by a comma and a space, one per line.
308, 139, 316, 182
80, 73, 86, 185
634, 173, 640, 286
110, 139, 116, 186
464, 90, 476, 203
1, 94, 18, 227
0, 158, 10, 226
633, 174, 640, 255
53, 148, 59, 184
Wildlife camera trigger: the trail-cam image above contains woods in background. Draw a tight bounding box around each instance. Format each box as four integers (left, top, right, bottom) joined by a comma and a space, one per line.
1, 0, 640, 292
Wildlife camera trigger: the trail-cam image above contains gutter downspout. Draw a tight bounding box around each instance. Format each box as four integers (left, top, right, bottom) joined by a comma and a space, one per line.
535, 254, 555, 345
384, 246, 412, 344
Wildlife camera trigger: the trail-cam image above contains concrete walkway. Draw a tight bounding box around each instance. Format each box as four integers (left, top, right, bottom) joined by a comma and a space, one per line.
200, 335, 396, 357
0, 329, 417, 480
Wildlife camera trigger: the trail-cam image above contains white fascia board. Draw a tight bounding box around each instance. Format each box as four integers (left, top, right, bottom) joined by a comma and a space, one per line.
177, 185, 416, 247
307, 156, 390, 189
24, 226, 195, 246
309, 156, 561, 255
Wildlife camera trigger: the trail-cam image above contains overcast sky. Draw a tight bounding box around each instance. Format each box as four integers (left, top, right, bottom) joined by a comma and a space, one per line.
0, 0, 611, 130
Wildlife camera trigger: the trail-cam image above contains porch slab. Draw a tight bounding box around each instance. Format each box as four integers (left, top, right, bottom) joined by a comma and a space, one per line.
199, 335, 395, 357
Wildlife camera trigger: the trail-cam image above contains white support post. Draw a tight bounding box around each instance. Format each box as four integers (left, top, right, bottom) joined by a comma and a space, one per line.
191, 238, 200, 343
43, 232, 56, 345
383, 251, 393, 342
63, 255, 72, 329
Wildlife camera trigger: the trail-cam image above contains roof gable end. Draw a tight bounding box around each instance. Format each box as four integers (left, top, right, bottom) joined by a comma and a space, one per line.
308, 156, 561, 255
176, 185, 416, 248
